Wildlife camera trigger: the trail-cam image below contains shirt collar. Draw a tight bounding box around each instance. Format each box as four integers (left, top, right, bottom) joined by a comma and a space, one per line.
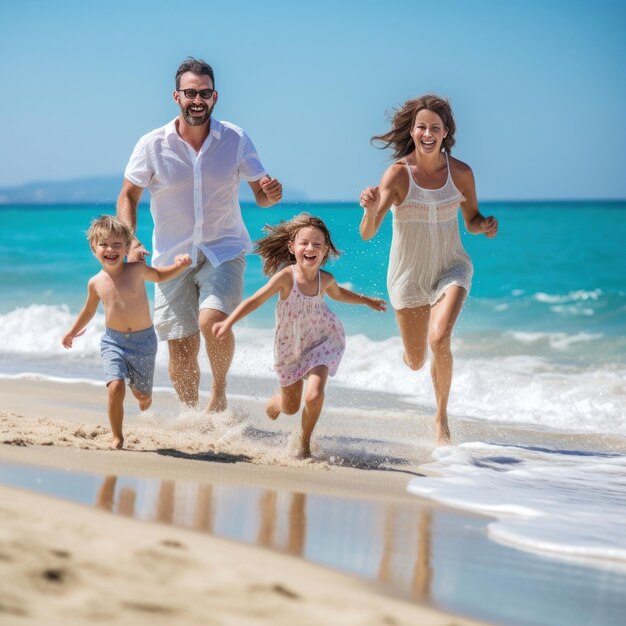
166, 116, 222, 141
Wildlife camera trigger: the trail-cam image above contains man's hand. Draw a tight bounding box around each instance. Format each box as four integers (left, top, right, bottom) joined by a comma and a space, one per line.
260, 176, 283, 204
127, 239, 150, 263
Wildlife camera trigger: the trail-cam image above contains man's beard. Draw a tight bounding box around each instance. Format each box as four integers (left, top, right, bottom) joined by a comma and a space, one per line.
181, 101, 214, 126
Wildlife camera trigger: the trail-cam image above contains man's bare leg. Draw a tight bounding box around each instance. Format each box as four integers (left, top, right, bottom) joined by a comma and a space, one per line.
200, 309, 234, 413
168, 333, 201, 408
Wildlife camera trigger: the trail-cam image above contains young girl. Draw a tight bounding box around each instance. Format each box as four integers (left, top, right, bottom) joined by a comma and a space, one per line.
360, 94, 498, 446
212, 213, 386, 459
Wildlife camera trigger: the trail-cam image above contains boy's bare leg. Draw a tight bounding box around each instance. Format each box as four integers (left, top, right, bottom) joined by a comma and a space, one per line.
131, 387, 152, 411
168, 333, 201, 408
298, 366, 329, 459
200, 309, 233, 413
106, 379, 125, 449
266, 380, 303, 420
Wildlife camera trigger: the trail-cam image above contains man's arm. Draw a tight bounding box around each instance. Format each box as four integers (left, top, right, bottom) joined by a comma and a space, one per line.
249, 176, 283, 208
116, 178, 149, 261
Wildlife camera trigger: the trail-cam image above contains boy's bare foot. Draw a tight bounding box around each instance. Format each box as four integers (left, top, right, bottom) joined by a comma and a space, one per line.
265, 394, 282, 420
435, 418, 451, 446
111, 437, 124, 450
139, 397, 152, 411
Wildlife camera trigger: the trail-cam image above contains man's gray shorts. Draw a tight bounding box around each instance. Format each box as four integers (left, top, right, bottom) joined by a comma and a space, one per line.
154, 252, 245, 341
100, 326, 158, 395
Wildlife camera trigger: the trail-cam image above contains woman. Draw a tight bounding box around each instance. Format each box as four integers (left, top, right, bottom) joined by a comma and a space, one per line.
360, 94, 498, 445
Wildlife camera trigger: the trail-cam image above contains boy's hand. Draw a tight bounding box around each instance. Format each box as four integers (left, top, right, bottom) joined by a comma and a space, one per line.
175, 254, 192, 268
61, 328, 86, 349
366, 297, 387, 312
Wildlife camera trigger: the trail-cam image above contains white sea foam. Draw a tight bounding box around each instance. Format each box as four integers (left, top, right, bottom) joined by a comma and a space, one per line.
1, 304, 625, 437
408, 442, 626, 569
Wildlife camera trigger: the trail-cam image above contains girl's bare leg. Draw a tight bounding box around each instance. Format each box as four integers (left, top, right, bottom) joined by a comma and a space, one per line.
395, 305, 431, 371
106, 379, 125, 449
266, 379, 303, 420
131, 387, 152, 411
298, 366, 329, 459
428, 286, 467, 445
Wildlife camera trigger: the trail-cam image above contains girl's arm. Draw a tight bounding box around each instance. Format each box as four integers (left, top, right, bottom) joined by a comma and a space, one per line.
142, 254, 193, 283
452, 159, 498, 238
61, 280, 100, 348
212, 270, 291, 338
325, 275, 387, 311
359, 163, 405, 240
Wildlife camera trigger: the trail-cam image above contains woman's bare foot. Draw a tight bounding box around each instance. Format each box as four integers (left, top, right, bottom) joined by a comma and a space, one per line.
265, 394, 282, 420
435, 417, 451, 446
295, 439, 311, 459
111, 436, 124, 450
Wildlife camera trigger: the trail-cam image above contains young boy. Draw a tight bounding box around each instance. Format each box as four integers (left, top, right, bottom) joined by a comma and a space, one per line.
62, 215, 192, 449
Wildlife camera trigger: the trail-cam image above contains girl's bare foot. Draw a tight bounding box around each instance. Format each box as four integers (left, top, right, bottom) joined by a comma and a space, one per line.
435, 418, 451, 446
111, 436, 124, 450
265, 394, 282, 420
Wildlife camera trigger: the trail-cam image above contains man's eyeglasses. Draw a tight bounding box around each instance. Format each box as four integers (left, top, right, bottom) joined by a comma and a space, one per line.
178, 88, 215, 100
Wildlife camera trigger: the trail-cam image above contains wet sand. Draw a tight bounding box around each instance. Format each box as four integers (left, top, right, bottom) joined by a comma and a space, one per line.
0, 378, 489, 625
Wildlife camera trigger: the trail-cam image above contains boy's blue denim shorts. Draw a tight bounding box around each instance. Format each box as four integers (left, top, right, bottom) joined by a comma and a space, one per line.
100, 326, 158, 395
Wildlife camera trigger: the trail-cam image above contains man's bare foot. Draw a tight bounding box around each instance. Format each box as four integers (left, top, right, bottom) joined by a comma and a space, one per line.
111, 437, 124, 450
207, 391, 227, 414
265, 394, 282, 420
435, 418, 451, 446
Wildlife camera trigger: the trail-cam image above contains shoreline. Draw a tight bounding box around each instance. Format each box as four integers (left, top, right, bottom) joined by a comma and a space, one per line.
0, 377, 491, 625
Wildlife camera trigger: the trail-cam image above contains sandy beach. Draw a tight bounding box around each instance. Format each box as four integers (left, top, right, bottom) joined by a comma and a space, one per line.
0, 377, 491, 626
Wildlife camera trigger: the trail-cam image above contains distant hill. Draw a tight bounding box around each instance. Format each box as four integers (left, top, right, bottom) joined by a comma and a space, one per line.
0, 176, 307, 205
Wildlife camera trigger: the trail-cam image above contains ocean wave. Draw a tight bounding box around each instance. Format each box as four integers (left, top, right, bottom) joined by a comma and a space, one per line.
1, 304, 625, 437
408, 443, 626, 569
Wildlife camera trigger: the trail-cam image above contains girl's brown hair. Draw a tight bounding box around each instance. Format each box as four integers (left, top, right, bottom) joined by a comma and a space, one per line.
255, 213, 340, 276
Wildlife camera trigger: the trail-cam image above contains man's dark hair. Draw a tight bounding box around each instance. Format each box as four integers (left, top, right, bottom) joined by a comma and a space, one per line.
175, 57, 215, 90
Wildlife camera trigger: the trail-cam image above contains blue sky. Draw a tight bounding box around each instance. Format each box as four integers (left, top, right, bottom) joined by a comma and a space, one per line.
1, 0, 624, 201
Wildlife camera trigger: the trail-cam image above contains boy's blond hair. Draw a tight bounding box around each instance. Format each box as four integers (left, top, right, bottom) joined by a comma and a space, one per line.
87, 215, 133, 249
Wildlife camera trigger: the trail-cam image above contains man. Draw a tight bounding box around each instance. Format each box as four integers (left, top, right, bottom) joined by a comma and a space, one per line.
117, 57, 282, 413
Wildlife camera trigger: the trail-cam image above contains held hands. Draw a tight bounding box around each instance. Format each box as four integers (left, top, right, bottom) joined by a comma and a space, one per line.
127, 239, 150, 263
260, 176, 283, 203
360, 186, 380, 212
175, 253, 193, 268
480, 216, 499, 238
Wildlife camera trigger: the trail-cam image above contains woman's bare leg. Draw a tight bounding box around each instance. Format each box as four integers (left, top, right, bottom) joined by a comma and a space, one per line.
395, 305, 431, 371
428, 287, 467, 445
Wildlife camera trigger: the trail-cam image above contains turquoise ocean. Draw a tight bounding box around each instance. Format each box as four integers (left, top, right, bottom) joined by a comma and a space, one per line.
1, 201, 626, 624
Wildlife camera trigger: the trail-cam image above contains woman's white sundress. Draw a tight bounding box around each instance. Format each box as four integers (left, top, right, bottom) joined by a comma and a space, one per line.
274, 266, 346, 387
387, 154, 473, 309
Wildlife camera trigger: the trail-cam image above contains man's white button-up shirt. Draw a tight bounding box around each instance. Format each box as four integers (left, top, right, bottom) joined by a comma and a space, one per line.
124, 117, 267, 267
